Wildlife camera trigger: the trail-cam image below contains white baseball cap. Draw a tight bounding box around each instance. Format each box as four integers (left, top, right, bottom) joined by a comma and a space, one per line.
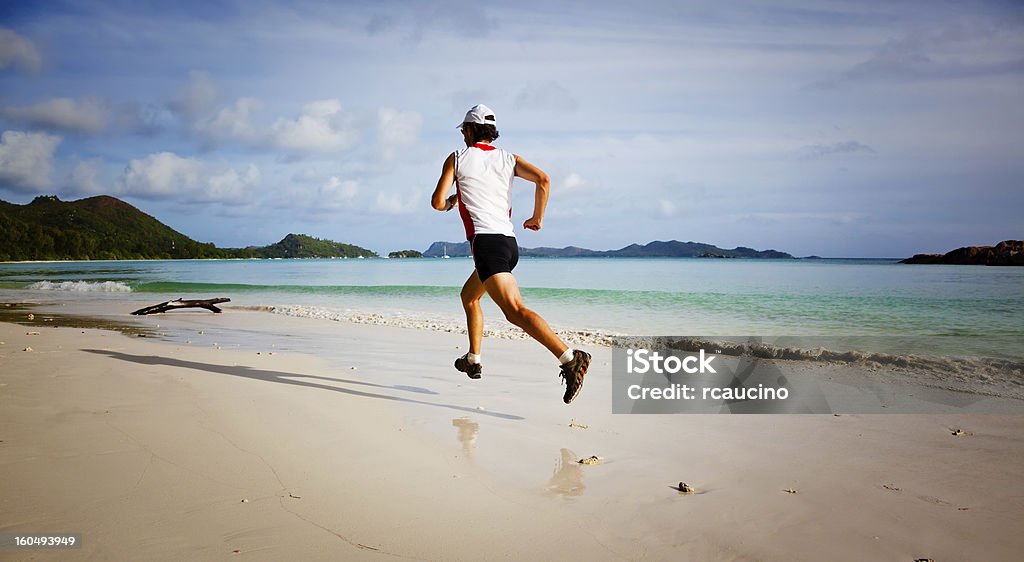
458, 104, 497, 129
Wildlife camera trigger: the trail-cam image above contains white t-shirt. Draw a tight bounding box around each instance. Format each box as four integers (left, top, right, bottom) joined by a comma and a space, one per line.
454, 143, 516, 239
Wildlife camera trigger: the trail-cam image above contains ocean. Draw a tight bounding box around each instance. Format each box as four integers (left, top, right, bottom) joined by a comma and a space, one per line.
1, 257, 1022, 368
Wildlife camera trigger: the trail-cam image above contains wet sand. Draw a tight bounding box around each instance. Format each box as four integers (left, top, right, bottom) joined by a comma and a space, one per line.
2, 310, 1023, 560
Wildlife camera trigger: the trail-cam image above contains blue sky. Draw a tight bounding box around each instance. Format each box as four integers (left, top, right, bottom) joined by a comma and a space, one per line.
0, 0, 1021, 257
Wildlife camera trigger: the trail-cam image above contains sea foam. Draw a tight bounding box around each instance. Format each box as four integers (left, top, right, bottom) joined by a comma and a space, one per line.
264, 304, 618, 346
27, 280, 133, 293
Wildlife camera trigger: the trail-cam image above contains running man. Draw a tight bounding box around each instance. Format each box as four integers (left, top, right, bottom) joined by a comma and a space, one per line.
431, 104, 591, 404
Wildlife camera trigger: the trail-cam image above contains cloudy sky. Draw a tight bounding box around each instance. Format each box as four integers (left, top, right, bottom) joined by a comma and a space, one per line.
0, 0, 1021, 257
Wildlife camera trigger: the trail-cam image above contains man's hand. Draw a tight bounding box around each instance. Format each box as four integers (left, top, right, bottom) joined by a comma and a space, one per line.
444, 194, 458, 211
523, 216, 542, 231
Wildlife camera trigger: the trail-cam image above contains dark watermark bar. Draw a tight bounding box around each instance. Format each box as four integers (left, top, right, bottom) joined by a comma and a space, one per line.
611, 336, 1024, 414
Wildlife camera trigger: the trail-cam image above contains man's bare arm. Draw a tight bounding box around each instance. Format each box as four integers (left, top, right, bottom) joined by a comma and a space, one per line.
514, 154, 550, 231
431, 153, 458, 211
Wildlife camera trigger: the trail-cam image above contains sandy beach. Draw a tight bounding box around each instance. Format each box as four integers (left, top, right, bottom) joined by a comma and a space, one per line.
2, 308, 1024, 561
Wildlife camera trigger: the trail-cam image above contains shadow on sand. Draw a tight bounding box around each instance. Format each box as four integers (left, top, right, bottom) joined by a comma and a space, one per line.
83, 349, 524, 421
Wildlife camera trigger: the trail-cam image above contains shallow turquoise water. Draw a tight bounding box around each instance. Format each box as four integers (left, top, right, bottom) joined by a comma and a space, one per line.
1, 257, 1021, 359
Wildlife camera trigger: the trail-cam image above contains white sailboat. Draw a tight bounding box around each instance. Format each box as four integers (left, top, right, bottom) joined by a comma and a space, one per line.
442, 244, 451, 259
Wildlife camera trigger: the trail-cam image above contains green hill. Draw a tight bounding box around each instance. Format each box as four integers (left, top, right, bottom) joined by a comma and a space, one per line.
388, 250, 423, 258
0, 195, 376, 261
235, 234, 377, 259
0, 195, 223, 261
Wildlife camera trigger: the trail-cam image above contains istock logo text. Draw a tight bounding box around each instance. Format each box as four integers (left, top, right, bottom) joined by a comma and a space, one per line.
626, 348, 717, 374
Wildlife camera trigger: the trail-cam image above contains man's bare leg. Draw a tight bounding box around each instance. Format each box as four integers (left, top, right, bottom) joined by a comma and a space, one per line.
460, 271, 486, 355
482, 272, 569, 358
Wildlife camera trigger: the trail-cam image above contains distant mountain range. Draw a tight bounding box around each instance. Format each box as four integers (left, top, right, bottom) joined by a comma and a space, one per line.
1, 194, 793, 262
423, 240, 794, 259
0, 195, 375, 260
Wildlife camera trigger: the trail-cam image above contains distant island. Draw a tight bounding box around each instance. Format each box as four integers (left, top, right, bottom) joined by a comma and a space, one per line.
239, 233, 376, 259
0, 195, 375, 261
388, 250, 423, 258
423, 240, 793, 259
900, 240, 1023, 266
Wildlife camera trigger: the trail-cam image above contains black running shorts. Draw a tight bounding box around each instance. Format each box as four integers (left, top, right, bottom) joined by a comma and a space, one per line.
471, 234, 519, 282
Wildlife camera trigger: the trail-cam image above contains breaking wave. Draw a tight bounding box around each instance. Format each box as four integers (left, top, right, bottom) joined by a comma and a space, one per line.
27, 280, 133, 293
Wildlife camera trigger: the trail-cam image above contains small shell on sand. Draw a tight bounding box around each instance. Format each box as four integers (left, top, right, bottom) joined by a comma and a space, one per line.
952, 428, 970, 436
26, 331, 40, 336
26, 313, 34, 320
783, 488, 798, 494
23, 347, 32, 352
578, 456, 601, 465
568, 420, 589, 429
677, 482, 695, 494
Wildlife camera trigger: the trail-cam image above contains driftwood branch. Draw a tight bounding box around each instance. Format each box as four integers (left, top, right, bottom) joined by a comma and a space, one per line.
131, 298, 231, 316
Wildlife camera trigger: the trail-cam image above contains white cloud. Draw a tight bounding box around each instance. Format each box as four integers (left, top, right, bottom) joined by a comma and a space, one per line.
292, 167, 319, 183
193, 97, 362, 155
561, 172, 586, 192
204, 164, 261, 203
0, 28, 42, 73
264, 174, 360, 217
168, 70, 218, 121
118, 152, 201, 198
654, 199, 678, 219
5, 97, 109, 134
319, 176, 359, 209
197, 97, 261, 145
110, 101, 175, 136
377, 107, 423, 160
69, 158, 106, 195
0, 130, 61, 191
116, 152, 260, 203
373, 188, 420, 215
270, 99, 358, 153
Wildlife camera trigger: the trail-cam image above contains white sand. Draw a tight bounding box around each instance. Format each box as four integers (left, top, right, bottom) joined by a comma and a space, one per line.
2, 313, 1023, 561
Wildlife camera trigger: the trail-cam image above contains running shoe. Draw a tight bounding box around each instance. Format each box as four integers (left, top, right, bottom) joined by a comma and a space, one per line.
454, 353, 482, 379
559, 350, 591, 404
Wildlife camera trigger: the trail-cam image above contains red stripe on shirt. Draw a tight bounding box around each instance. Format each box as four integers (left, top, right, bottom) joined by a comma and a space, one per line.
456, 181, 475, 240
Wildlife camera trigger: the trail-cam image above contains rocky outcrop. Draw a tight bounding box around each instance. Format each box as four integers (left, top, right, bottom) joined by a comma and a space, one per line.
900, 240, 1024, 266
